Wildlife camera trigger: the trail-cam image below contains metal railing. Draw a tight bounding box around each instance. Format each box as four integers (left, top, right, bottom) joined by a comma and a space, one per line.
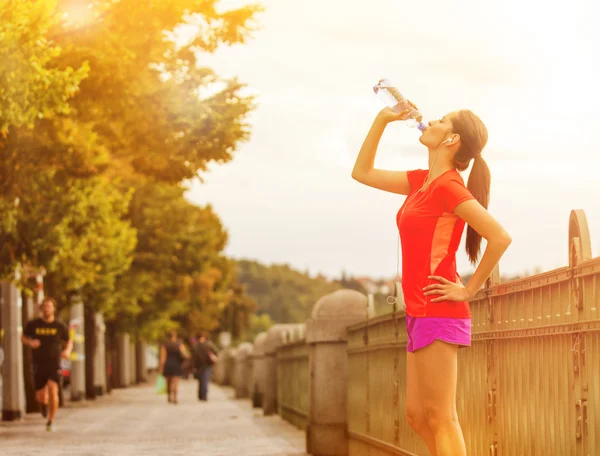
346, 210, 599, 455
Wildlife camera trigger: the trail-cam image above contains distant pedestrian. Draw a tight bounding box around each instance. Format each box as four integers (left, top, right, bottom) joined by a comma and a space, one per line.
21, 297, 72, 431
192, 331, 219, 401
159, 331, 188, 404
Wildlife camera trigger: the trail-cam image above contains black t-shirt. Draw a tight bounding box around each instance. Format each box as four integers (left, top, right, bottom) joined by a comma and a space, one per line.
23, 318, 69, 367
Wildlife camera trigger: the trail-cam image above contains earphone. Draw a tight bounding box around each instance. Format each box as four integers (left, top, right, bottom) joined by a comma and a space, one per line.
444, 137, 454, 145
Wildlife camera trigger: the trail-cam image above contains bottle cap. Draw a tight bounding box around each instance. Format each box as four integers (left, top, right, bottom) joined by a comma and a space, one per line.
417, 122, 426, 132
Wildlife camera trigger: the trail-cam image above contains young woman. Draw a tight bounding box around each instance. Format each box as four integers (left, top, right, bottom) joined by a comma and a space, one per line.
159, 331, 189, 404
352, 104, 512, 456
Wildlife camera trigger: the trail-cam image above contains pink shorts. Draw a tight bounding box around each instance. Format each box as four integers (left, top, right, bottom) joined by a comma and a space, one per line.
405, 315, 471, 353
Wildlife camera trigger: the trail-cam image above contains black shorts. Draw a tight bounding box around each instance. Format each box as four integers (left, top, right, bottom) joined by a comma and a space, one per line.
32, 364, 62, 390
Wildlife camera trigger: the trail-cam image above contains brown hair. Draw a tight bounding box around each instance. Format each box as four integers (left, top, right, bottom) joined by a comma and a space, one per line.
451, 110, 491, 265
40, 296, 57, 308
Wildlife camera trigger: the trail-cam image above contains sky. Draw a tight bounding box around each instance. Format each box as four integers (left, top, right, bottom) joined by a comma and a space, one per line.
185, 0, 600, 280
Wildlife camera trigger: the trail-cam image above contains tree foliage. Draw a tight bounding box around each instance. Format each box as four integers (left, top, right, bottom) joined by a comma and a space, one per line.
0, 0, 88, 133
235, 260, 343, 324
0, 0, 263, 343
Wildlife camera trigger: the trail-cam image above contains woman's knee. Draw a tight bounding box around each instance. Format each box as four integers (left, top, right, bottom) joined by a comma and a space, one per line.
423, 403, 458, 432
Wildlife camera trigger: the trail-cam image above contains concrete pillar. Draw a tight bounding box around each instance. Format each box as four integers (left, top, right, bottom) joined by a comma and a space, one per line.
136, 340, 148, 383
93, 313, 106, 396
263, 324, 298, 416
250, 332, 267, 408
234, 343, 253, 398
22, 292, 37, 413
217, 348, 232, 386
117, 333, 130, 387
1, 281, 25, 420
306, 290, 371, 456
213, 348, 226, 385
226, 348, 237, 388
69, 294, 85, 401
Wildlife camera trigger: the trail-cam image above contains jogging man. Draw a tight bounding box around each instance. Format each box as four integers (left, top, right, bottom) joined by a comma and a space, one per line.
22, 297, 71, 431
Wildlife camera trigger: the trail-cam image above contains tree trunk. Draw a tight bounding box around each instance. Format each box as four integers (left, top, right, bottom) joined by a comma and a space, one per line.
84, 305, 96, 399
105, 321, 116, 393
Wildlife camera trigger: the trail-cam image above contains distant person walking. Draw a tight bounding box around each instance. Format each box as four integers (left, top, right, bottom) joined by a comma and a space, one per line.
21, 297, 72, 431
192, 332, 219, 401
159, 331, 188, 404
353, 104, 511, 455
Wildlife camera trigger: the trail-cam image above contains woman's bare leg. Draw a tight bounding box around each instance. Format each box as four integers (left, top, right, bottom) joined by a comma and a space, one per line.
406, 352, 437, 455
415, 340, 466, 456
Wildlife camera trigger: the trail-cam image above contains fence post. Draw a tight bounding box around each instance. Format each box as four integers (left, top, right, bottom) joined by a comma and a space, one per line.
306, 289, 370, 456
485, 264, 500, 455
569, 209, 592, 312
568, 209, 592, 451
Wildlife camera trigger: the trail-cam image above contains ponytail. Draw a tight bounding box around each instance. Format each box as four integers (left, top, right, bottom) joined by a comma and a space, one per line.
450, 110, 490, 265
465, 155, 490, 264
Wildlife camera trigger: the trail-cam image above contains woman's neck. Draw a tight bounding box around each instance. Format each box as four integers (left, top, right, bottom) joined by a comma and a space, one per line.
427, 150, 454, 183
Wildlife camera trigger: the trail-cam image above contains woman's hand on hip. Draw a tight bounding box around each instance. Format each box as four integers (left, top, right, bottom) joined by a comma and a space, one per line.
423, 276, 473, 302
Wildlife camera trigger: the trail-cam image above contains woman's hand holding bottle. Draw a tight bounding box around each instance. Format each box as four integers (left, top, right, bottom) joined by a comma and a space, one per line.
376, 100, 422, 124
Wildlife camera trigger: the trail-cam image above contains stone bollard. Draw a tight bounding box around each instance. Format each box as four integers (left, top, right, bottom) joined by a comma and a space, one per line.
249, 332, 267, 408
287, 323, 306, 343
244, 344, 254, 400
306, 290, 370, 456
225, 347, 238, 387
234, 343, 253, 398
263, 324, 298, 416
213, 345, 228, 385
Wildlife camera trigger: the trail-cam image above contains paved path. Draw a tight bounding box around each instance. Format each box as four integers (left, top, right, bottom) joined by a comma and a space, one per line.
0, 378, 307, 455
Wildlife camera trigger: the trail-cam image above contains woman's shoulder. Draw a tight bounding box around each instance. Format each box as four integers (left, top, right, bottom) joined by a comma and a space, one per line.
433, 169, 474, 210
408, 168, 429, 180
435, 169, 467, 189
406, 169, 429, 191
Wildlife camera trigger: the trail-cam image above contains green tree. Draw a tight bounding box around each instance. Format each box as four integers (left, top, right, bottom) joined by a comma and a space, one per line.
48, 0, 262, 182
0, 0, 263, 396
235, 260, 343, 324
249, 313, 275, 341
0, 0, 88, 134
108, 182, 234, 341
1, 0, 262, 274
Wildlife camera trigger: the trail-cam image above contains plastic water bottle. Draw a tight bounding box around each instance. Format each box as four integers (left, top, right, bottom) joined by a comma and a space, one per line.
373, 78, 426, 131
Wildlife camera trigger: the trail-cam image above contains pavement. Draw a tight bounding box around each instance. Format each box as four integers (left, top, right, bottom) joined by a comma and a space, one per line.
0, 377, 308, 456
